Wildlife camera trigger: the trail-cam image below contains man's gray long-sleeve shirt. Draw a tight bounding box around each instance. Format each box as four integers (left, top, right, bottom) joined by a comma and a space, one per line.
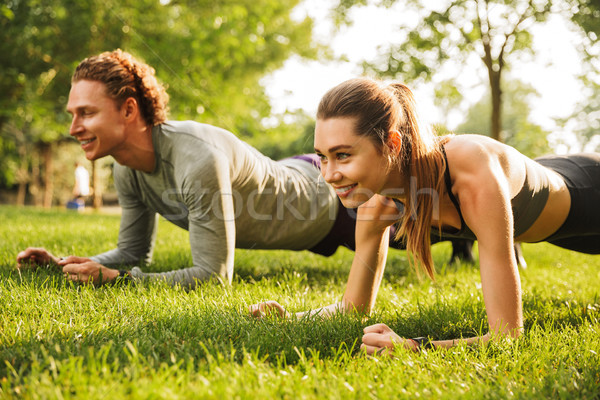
91, 121, 338, 288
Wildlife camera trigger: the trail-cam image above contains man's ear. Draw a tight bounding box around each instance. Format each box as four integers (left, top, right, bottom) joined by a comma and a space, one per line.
387, 130, 402, 156
122, 97, 138, 120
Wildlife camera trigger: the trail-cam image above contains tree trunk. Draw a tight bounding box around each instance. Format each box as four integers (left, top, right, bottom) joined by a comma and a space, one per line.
41, 142, 54, 208
30, 147, 42, 207
15, 143, 29, 206
489, 69, 503, 142
16, 182, 27, 206
482, 36, 504, 143
92, 160, 103, 209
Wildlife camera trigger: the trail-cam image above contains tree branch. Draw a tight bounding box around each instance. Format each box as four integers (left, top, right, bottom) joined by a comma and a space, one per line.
498, 0, 535, 66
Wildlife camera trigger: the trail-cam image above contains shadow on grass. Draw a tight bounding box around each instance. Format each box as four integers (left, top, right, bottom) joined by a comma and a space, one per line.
231, 246, 420, 285
3, 274, 599, 381
3, 298, 598, 386
0, 305, 366, 379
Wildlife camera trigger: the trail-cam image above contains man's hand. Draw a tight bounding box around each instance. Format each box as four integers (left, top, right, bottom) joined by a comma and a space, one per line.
16, 247, 61, 269
59, 256, 120, 285
249, 300, 289, 319
361, 323, 418, 356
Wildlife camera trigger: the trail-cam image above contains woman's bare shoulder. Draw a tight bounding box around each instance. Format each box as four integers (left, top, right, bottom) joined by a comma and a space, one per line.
443, 135, 498, 172
444, 133, 503, 151
443, 134, 527, 196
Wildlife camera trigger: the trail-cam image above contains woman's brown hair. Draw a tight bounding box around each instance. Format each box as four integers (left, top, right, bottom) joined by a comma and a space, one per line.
72, 49, 169, 126
317, 78, 449, 279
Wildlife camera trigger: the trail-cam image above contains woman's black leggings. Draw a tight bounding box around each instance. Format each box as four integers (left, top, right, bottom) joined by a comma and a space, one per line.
536, 152, 600, 254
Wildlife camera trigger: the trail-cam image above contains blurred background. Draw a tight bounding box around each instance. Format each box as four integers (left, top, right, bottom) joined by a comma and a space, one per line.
1, 0, 598, 209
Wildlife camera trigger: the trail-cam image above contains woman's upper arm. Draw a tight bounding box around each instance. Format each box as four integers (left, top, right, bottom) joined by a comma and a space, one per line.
452, 149, 523, 336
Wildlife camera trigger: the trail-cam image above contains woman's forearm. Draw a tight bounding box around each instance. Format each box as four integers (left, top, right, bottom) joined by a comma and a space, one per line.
294, 301, 346, 319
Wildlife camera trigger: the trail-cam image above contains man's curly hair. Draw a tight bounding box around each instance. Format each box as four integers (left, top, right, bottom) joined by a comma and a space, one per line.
72, 49, 169, 126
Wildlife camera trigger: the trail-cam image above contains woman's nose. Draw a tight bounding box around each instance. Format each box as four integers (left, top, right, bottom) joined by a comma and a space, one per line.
322, 164, 342, 183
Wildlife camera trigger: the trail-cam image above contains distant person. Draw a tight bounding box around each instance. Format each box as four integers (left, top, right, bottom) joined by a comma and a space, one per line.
250, 77, 599, 352
68, 161, 90, 209
73, 161, 90, 198
18, 50, 473, 288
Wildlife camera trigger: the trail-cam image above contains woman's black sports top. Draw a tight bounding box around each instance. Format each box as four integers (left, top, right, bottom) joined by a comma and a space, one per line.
394, 147, 551, 240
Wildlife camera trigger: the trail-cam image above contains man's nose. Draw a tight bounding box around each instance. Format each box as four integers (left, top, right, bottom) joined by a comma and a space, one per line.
69, 116, 82, 136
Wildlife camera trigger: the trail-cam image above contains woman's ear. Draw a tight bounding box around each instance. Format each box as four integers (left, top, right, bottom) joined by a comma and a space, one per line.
388, 130, 402, 156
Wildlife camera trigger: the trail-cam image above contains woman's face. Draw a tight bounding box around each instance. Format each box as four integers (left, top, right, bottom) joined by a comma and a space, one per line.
314, 117, 393, 208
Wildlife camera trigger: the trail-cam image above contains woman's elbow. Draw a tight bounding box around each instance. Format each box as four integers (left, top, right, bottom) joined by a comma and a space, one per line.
488, 323, 524, 340
341, 297, 373, 315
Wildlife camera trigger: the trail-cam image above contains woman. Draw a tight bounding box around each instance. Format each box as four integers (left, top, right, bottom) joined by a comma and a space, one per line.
250, 77, 600, 354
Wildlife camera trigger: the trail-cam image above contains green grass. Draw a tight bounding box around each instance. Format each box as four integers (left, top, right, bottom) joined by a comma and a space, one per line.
0, 205, 599, 399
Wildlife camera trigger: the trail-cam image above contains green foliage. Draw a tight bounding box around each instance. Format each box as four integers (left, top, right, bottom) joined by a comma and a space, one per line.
567, 0, 600, 41
433, 79, 464, 122
555, 79, 600, 152
1, 206, 600, 398
142, 0, 323, 133
559, 0, 600, 151
456, 79, 552, 157
245, 111, 316, 160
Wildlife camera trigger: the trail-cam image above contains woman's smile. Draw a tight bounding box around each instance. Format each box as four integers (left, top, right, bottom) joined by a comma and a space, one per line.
333, 183, 357, 197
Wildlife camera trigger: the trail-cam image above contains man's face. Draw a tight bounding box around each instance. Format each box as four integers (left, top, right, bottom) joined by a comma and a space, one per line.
66, 80, 128, 161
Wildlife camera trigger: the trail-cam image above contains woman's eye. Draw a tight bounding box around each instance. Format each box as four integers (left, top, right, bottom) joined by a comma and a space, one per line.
337, 153, 350, 160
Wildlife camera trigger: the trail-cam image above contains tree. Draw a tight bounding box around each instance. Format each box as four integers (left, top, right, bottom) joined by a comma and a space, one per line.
456, 80, 552, 158
333, 0, 555, 142
0, 0, 129, 206
0, 0, 324, 205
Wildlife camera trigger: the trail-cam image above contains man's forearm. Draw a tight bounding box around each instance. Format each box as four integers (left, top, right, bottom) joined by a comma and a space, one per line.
128, 265, 224, 289
90, 248, 148, 267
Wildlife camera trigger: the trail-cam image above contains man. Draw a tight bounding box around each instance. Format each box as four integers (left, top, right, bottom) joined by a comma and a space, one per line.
17, 50, 476, 288
15, 50, 394, 288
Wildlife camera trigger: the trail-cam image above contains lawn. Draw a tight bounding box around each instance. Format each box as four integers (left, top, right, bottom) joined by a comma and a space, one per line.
0, 205, 599, 399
